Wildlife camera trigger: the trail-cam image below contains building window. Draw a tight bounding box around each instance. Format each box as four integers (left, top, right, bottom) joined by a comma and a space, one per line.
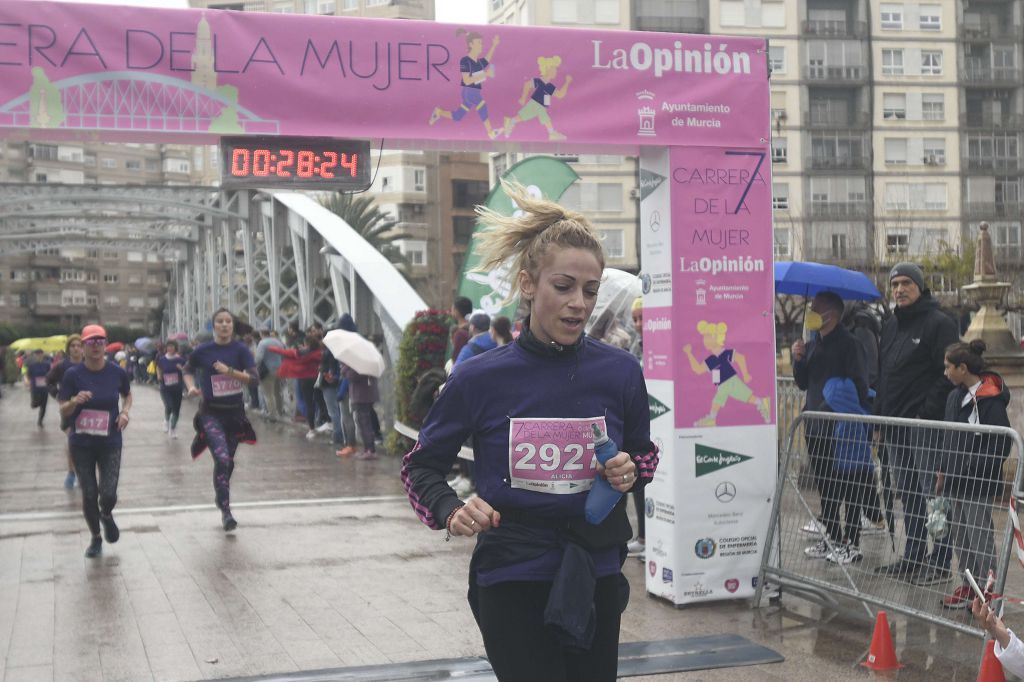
103, 273, 119, 284
921, 93, 944, 121
768, 46, 785, 74
992, 222, 1022, 258
318, 0, 335, 12
413, 169, 426, 192
771, 137, 788, 163
919, 4, 941, 30
453, 180, 488, 208
34, 173, 47, 183
553, 0, 619, 24
923, 138, 945, 165
145, 159, 159, 172
101, 158, 117, 169
774, 227, 791, 258
597, 229, 625, 258
129, 297, 144, 308
882, 93, 906, 120
886, 232, 909, 255
342, 0, 357, 9
125, 159, 142, 170
921, 51, 942, 76
880, 4, 903, 30
104, 295, 120, 306
882, 49, 904, 76
772, 183, 789, 210
923, 183, 947, 209
830, 234, 848, 260
885, 138, 908, 165
453, 216, 477, 243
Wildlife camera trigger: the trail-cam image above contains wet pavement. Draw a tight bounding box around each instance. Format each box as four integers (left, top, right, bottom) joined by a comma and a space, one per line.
0, 384, 1004, 681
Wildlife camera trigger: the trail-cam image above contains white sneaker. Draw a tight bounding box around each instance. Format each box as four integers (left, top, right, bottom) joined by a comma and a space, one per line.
305, 430, 317, 440
860, 515, 886, 534
316, 422, 333, 433
826, 544, 863, 565
804, 540, 830, 559
800, 519, 824, 535
171, 430, 179, 440
627, 539, 645, 556
164, 420, 170, 434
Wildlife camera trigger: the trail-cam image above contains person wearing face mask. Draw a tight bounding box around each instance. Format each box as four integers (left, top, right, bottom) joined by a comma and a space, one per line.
791, 291, 869, 564
402, 181, 658, 681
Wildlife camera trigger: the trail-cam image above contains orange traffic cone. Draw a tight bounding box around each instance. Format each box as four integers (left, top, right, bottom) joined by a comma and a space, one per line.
861, 610, 903, 671
978, 639, 1006, 682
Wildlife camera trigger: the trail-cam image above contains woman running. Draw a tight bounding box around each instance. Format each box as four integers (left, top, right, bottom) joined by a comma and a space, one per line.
429, 29, 503, 139
156, 340, 186, 438
402, 182, 658, 681
183, 308, 258, 531
47, 334, 84, 489
58, 325, 132, 558
25, 348, 50, 427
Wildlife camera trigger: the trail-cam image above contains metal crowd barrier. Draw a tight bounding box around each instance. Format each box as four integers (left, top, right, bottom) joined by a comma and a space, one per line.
757, 411, 1024, 640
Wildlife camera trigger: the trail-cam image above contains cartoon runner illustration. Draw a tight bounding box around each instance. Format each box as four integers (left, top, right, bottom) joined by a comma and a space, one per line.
429, 29, 503, 140
504, 56, 572, 140
683, 320, 771, 427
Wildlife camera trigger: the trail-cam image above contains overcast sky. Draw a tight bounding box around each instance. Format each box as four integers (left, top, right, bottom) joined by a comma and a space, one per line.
53, 0, 488, 23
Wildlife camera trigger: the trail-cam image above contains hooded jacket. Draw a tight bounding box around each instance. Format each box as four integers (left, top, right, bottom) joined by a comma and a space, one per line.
822, 377, 874, 473
875, 294, 958, 420
941, 371, 1012, 499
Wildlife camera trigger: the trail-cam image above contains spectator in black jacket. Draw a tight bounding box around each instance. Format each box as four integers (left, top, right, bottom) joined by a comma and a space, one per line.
874, 262, 959, 583
792, 291, 869, 564
937, 340, 1011, 609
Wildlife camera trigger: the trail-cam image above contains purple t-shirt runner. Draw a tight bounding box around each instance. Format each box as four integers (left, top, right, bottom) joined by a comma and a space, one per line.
157, 355, 186, 392
58, 362, 131, 447
27, 360, 50, 392
704, 349, 737, 385
185, 341, 256, 409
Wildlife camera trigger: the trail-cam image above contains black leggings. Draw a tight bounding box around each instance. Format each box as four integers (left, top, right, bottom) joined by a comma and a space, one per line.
71, 443, 121, 537
160, 387, 183, 428
476, 575, 622, 682
31, 389, 48, 423
298, 378, 317, 430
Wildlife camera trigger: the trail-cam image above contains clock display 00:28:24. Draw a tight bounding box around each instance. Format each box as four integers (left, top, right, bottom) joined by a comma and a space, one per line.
229, 147, 359, 179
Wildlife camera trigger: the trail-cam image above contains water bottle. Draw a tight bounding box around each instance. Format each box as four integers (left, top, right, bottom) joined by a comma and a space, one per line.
585, 422, 623, 525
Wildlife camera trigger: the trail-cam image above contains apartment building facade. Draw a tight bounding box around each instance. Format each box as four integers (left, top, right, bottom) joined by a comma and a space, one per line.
693, 0, 1024, 288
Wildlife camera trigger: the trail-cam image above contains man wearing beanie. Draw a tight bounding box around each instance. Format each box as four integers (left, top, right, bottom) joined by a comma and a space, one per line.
874, 262, 958, 582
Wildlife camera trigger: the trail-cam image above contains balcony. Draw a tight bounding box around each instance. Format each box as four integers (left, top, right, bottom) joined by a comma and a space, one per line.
802, 245, 872, 265
960, 112, 1024, 129
802, 19, 867, 38
802, 65, 867, 83
960, 65, 1023, 86
959, 23, 1021, 42
807, 201, 870, 218
634, 3, 705, 34
804, 111, 869, 129
963, 202, 1024, 219
964, 155, 1021, 172
806, 154, 867, 171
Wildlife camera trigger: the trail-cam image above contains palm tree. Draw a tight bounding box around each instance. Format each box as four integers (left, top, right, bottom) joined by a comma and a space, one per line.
320, 192, 409, 271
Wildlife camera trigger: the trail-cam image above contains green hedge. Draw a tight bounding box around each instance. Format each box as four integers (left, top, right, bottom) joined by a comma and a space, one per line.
385, 309, 452, 456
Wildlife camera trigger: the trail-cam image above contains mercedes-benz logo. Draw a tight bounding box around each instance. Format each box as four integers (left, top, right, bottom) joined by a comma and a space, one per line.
649, 210, 661, 232
715, 481, 737, 503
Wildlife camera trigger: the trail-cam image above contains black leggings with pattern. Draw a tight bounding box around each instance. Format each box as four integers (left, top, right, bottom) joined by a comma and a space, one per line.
71, 443, 121, 537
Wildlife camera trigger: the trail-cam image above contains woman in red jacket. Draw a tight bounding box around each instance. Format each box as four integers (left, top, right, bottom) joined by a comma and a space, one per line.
267, 327, 323, 439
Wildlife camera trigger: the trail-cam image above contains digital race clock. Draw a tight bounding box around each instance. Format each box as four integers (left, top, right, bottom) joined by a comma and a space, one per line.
219, 136, 372, 190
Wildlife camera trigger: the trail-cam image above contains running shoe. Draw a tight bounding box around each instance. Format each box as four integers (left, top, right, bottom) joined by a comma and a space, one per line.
354, 450, 379, 461
222, 508, 237, 531
800, 519, 825, 535
170, 429, 179, 439
912, 565, 952, 586
336, 446, 355, 457
63, 471, 76, 489
315, 422, 333, 434
804, 540, 830, 559
860, 515, 886, 534
627, 539, 645, 556
826, 544, 863, 565
305, 430, 317, 440
873, 559, 920, 580
85, 536, 102, 558
100, 514, 119, 543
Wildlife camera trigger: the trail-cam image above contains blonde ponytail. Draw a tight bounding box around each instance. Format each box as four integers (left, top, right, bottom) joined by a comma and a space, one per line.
474, 180, 604, 305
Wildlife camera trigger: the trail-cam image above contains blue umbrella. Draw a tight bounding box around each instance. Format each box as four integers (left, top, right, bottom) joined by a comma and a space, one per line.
774, 261, 880, 301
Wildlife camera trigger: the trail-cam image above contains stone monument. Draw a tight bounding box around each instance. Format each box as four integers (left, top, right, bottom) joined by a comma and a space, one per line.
961, 221, 1024, 437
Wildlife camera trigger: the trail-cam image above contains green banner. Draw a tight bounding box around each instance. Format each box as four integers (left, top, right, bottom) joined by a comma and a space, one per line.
457, 156, 579, 318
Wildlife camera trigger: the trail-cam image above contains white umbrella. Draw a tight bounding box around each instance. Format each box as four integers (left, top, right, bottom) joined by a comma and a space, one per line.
323, 329, 386, 378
